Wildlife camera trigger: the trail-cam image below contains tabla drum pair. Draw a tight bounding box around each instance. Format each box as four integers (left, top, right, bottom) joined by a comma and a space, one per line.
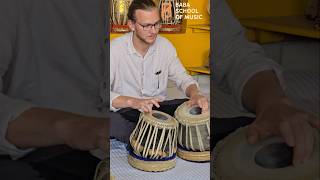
128, 102, 210, 172
212, 126, 320, 180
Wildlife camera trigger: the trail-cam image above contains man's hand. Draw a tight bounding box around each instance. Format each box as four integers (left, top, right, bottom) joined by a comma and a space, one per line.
246, 98, 320, 166
6, 108, 109, 152
127, 97, 161, 113
186, 84, 209, 113
55, 116, 109, 152
187, 93, 209, 113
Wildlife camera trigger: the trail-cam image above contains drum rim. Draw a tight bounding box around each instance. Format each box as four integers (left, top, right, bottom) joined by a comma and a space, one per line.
174, 102, 209, 125
127, 154, 176, 172
142, 110, 178, 129
212, 126, 320, 180
177, 147, 210, 162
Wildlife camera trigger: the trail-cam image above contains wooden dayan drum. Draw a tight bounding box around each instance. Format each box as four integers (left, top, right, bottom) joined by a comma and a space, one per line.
175, 102, 210, 162
212, 126, 320, 180
128, 110, 178, 172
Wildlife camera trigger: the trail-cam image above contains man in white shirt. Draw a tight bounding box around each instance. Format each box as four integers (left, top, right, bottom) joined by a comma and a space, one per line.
110, 0, 209, 143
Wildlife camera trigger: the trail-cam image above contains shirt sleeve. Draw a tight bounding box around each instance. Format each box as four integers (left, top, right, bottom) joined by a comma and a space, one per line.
0, 0, 35, 159
109, 45, 121, 112
168, 48, 199, 96
0, 94, 35, 159
212, 0, 286, 110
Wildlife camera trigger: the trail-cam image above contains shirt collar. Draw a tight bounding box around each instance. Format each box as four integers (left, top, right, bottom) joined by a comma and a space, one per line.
126, 32, 157, 56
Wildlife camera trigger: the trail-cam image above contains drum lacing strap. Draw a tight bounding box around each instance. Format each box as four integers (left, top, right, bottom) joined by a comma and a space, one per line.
142, 120, 154, 157
164, 129, 173, 157
134, 117, 149, 156
173, 126, 178, 151
195, 125, 204, 151
179, 124, 183, 147
151, 126, 159, 157
131, 114, 176, 159
130, 113, 143, 143
130, 114, 143, 155
152, 126, 167, 159
180, 123, 209, 151
146, 124, 156, 156
188, 124, 195, 151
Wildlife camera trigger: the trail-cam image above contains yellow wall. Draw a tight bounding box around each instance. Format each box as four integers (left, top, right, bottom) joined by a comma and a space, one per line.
226, 0, 309, 18
110, 0, 210, 68
225, 0, 314, 43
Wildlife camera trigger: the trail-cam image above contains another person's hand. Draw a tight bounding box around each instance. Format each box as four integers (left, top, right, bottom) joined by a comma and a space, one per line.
246, 98, 320, 166
128, 97, 161, 113
187, 93, 209, 113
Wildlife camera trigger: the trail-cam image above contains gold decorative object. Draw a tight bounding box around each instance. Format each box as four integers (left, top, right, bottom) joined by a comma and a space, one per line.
110, 0, 132, 33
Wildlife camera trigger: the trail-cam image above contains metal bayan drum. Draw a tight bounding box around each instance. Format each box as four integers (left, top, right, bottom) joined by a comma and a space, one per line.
174, 102, 210, 162
213, 126, 320, 180
128, 110, 178, 172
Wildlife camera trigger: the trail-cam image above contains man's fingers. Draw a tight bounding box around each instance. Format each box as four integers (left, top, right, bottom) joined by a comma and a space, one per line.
142, 106, 149, 113
186, 100, 193, 107
246, 124, 260, 144
291, 119, 305, 166
200, 101, 208, 113
279, 121, 295, 147
147, 103, 153, 113
150, 99, 160, 108
201, 99, 209, 112
154, 97, 163, 102
307, 114, 320, 129
303, 123, 314, 162
197, 100, 204, 109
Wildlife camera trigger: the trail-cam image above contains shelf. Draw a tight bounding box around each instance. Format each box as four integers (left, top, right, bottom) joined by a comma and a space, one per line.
187, 24, 210, 33
186, 66, 210, 75
240, 16, 320, 42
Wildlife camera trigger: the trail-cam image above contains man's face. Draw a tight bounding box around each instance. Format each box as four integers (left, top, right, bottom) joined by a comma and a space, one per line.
132, 8, 161, 45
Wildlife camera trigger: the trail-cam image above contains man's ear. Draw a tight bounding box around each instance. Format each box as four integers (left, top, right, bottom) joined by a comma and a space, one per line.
128, 20, 135, 31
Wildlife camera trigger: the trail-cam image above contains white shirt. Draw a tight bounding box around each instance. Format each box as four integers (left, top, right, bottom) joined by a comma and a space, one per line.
110, 32, 198, 111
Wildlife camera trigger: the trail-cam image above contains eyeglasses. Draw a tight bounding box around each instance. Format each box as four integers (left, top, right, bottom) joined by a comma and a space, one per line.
135, 21, 161, 31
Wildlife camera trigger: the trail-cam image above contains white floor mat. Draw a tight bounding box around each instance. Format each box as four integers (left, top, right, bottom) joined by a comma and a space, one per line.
110, 139, 210, 180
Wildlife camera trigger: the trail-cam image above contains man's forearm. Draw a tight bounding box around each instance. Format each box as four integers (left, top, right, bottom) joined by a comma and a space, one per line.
6, 108, 68, 148
111, 95, 137, 109
6, 107, 100, 149
242, 70, 285, 113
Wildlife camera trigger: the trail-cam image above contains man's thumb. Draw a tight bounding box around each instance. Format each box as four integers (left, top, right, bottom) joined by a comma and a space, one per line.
246, 125, 259, 144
